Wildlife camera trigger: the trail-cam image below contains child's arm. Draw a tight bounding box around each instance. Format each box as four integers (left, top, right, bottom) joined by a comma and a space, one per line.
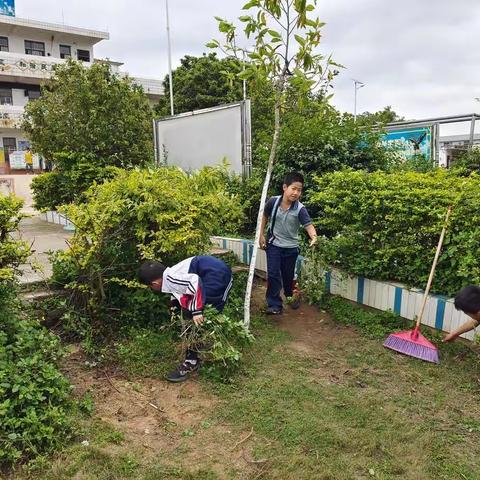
259, 197, 276, 249
443, 318, 479, 342
305, 224, 318, 247
259, 214, 268, 249
299, 207, 317, 246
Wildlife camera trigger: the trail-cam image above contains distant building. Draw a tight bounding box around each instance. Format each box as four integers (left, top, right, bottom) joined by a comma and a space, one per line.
0, 10, 163, 173
440, 134, 480, 167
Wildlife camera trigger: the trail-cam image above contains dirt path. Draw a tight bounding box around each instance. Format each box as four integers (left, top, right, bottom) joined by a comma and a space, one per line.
63, 347, 251, 479
58, 282, 363, 478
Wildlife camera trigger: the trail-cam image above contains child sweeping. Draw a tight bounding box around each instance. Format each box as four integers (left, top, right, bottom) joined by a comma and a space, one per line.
443, 285, 480, 342
139, 255, 232, 382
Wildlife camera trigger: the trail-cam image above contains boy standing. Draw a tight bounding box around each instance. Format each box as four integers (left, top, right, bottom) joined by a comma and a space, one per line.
259, 172, 317, 315
139, 255, 232, 382
443, 285, 480, 342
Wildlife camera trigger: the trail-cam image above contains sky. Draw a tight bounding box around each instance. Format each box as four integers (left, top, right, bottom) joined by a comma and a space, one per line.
13, 0, 480, 134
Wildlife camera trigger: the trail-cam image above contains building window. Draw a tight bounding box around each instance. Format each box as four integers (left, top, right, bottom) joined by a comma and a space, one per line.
77, 49, 90, 62
27, 90, 41, 101
0, 88, 13, 105
0, 36, 8, 52
59, 44, 71, 59
25, 40, 45, 56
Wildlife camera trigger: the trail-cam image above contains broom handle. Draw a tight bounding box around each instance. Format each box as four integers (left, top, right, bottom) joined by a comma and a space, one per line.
416, 206, 452, 328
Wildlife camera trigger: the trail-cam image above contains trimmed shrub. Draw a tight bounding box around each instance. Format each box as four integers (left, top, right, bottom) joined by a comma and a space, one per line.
308, 169, 480, 296
53, 166, 243, 334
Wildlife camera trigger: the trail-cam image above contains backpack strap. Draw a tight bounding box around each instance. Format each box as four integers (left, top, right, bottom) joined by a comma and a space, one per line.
267, 196, 282, 244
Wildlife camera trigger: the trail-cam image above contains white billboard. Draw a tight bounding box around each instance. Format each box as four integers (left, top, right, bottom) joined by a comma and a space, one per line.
154, 101, 252, 177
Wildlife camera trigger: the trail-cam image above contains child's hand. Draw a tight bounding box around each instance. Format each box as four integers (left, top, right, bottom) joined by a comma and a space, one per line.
442, 332, 457, 343
193, 314, 205, 326
259, 234, 266, 249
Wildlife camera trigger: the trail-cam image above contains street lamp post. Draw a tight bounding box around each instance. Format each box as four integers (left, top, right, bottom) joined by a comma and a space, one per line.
353, 79, 365, 122
166, 0, 174, 116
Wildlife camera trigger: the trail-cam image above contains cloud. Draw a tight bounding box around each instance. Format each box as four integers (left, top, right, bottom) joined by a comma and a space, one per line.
13, 0, 480, 128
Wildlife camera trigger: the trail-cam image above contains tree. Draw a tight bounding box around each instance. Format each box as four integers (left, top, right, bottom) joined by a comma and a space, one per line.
273, 102, 396, 192
356, 106, 404, 126
212, 0, 338, 328
155, 53, 244, 116
23, 60, 153, 165
23, 60, 154, 209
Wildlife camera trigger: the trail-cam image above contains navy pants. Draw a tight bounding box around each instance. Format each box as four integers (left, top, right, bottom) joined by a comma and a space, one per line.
266, 244, 299, 310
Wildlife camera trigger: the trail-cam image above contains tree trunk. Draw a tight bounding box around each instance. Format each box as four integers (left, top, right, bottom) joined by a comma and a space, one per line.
243, 87, 283, 329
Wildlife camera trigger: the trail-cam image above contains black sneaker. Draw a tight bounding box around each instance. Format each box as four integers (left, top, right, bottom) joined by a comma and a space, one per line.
166, 360, 200, 383
266, 306, 282, 315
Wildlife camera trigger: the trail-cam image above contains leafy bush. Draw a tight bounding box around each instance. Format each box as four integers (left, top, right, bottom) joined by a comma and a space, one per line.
31, 157, 119, 211
0, 286, 72, 468
0, 196, 71, 468
53, 166, 243, 337
308, 169, 480, 296
0, 194, 30, 281
298, 245, 328, 307
450, 147, 480, 176
389, 153, 437, 173
30, 173, 70, 211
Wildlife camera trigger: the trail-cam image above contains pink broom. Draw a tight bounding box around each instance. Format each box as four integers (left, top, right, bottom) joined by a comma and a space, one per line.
384, 206, 452, 364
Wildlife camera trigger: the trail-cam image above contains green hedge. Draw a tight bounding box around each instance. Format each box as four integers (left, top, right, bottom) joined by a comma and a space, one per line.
308, 169, 479, 296
54, 166, 243, 333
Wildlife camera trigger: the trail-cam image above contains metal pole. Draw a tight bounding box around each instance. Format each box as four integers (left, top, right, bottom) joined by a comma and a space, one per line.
166, 0, 174, 116
353, 79, 364, 122
242, 51, 247, 101
354, 83, 357, 122
469, 115, 476, 147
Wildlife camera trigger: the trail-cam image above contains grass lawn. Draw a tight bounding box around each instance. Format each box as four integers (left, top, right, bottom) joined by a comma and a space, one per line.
9, 292, 480, 480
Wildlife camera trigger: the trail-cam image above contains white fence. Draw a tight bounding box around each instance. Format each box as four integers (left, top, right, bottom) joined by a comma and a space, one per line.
211, 236, 477, 341
43, 210, 74, 229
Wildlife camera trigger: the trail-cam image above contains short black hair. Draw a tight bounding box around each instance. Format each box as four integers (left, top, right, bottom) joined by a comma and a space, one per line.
454, 285, 480, 314
283, 172, 304, 187
138, 260, 166, 285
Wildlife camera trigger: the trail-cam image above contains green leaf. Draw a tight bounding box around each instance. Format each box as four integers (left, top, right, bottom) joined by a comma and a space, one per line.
242, 0, 259, 10
294, 34, 306, 46
268, 29, 281, 38
206, 40, 220, 49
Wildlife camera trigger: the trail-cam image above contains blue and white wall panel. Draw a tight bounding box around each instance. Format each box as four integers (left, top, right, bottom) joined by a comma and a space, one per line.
212, 236, 477, 341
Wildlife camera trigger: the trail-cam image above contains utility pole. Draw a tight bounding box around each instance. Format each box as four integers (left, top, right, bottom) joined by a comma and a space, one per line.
166, 0, 174, 115
353, 79, 365, 122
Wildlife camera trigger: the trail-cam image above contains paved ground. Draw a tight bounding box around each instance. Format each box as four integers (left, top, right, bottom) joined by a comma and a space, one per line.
0, 174, 37, 214
14, 214, 72, 284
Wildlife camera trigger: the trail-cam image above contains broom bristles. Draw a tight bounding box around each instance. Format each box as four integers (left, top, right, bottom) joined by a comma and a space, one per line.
383, 333, 440, 364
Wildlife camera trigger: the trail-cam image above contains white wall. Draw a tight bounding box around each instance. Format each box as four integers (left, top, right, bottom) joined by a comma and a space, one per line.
0, 129, 29, 148
1, 27, 96, 60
